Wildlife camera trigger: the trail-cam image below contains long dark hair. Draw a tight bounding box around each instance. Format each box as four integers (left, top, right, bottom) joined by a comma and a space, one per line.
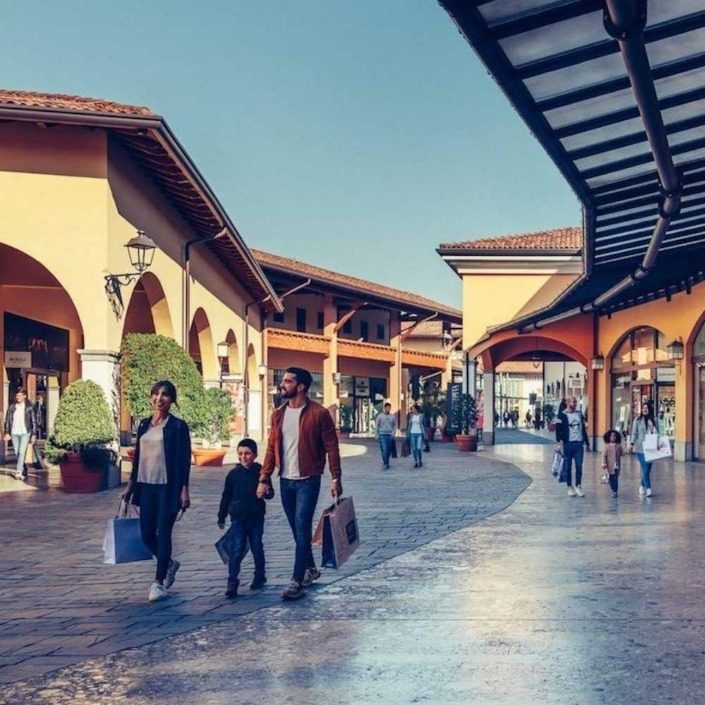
638, 400, 655, 427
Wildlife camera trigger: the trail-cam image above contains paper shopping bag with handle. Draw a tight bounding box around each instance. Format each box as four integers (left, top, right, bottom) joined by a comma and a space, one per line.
313, 497, 360, 569
103, 501, 152, 565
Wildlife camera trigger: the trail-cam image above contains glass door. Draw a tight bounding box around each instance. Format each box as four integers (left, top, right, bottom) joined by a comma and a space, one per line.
698, 367, 705, 459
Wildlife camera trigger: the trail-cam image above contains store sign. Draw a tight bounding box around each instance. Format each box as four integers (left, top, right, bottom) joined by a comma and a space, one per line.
4, 351, 32, 368
354, 377, 370, 396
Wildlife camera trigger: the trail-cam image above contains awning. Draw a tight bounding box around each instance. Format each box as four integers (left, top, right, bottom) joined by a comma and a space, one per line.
439, 0, 705, 325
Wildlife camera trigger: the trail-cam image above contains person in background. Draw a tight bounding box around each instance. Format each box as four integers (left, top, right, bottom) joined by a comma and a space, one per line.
601, 429, 623, 498
3, 388, 36, 481
630, 401, 658, 498
375, 402, 397, 470
556, 397, 590, 497
121, 380, 192, 602
406, 403, 427, 468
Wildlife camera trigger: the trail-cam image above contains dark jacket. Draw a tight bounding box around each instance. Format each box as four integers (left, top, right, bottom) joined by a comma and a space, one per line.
128, 414, 192, 513
556, 409, 589, 445
218, 462, 271, 522
260, 400, 341, 482
4, 402, 36, 437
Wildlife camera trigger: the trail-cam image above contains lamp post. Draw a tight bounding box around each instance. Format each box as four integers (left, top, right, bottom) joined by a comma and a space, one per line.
104, 230, 157, 318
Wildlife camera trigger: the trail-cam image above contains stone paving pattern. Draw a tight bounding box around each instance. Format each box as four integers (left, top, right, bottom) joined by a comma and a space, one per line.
3, 443, 705, 704
0, 439, 530, 688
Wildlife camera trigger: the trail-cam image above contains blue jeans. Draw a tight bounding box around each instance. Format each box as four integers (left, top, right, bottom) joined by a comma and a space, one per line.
636, 452, 652, 490
280, 475, 321, 584
12, 433, 30, 477
228, 515, 265, 585
562, 441, 584, 487
409, 433, 423, 463
378, 435, 393, 466
138, 484, 179, 582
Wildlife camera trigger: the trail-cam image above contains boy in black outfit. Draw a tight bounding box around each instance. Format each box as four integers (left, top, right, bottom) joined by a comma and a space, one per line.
217, 439, 273, 598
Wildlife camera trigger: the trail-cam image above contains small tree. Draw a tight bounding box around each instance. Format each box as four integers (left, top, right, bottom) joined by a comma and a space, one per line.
45, 380, 117, 468
460, 394, 478, 435
120, 333, 207, 431
193, 387, 234, 445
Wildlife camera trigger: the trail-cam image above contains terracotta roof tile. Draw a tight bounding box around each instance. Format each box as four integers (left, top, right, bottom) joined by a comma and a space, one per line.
0, 88, 154, 116
440, 226, 582, 252
252, 249, 461, 320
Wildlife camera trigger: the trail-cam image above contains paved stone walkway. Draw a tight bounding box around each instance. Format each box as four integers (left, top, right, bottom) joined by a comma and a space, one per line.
494, 427, 554, 444
3, 443, 705, 704
0, 439, 529, 688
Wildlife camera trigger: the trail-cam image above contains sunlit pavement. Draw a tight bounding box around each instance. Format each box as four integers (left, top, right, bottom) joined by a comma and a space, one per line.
2, 443, 704, 703
0, 439, 529, 698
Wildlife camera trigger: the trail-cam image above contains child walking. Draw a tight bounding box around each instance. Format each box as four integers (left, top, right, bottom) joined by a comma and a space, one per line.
601, 429, 623, 498
217, 439, 273, 598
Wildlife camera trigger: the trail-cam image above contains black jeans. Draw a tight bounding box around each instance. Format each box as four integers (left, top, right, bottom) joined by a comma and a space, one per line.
139, 484, 179, 582
228, 515, 265, 584
609, 471, 619, 494
280, 476, 321, 583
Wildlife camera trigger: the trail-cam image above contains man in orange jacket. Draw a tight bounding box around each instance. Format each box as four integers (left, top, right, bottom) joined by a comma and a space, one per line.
257, 367, 342, 600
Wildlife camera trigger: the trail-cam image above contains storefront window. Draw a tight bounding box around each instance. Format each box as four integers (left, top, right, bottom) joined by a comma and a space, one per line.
610, 327, 674, 440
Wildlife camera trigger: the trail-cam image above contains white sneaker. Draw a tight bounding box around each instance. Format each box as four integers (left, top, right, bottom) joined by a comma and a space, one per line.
567, 486, 577, 497
148, 582, 168, 602
575, 486, 585, 497
164, 559, 180, 589
639, 486, 646, 496
646, 488, 652, 497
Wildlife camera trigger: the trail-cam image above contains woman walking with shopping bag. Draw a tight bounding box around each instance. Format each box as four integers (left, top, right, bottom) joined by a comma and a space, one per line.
630, 401, 658, 498
121, 380, 192, 602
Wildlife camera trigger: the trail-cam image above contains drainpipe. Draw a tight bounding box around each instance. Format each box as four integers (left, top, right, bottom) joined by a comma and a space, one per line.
594, 0, 682, 309
181, 229, 227, 352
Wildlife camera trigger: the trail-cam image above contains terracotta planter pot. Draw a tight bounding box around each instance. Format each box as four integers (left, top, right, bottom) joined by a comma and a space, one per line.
547, 422, 556, 432
59, 453, 103, 493
124, 447, 136, 462
455, 434, 478, 452
192, 448, 227, 467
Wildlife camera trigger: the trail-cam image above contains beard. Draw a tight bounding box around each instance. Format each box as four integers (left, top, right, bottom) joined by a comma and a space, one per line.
280, 387, 297, 399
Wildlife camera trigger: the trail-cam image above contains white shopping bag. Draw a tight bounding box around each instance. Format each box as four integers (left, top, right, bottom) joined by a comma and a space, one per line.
103, 502, 152, 565
644, 435, 672, 463
550, 451, 563, 477
643, 432, 659, 453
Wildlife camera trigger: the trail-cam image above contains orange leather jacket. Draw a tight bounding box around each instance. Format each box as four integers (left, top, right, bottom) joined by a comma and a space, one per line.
259, 399, 341, 482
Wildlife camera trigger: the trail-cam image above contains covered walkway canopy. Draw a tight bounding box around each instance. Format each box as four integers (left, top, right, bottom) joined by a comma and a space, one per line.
440, 0, 705, 327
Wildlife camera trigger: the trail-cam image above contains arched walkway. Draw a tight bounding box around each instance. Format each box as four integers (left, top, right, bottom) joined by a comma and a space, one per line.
189, 308, 218, 380
122, 272, 174, 339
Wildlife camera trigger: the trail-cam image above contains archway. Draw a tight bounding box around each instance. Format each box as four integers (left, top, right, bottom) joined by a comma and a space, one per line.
478, 335, 587, 446
188, 308, 218, 380
220, 328, 240, 376
122, 272, 174, 339
246, 343, 261, 435
0, 243, 84, 445
609, 326, 674, 442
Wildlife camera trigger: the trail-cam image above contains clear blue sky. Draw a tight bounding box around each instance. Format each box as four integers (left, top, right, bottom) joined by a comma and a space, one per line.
1, 0, 580, 307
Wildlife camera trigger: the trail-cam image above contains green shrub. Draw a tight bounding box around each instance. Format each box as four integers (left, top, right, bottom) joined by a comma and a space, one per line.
45, 380, 117, 468
460, 394, 478, 435
193, 387, 233, 444
120, 333, 207, 430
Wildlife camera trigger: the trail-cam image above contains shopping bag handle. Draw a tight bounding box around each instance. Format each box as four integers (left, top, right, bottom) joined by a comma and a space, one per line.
115, 499, 139, 519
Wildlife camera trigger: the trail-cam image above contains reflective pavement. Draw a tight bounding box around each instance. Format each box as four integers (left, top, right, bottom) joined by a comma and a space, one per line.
2, 442, 704, 704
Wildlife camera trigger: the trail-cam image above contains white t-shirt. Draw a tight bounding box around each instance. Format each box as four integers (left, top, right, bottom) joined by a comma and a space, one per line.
280, 405, 304, 479
11, 402, 27, 436
565, 411, 584, 442
409, 413, 423, 434
137, 423, 168, 485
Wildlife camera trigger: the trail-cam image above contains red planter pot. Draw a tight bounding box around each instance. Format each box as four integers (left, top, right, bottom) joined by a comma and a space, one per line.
455, 434, 478, 452
59, 453, 103, 493
192, 448, 227, 467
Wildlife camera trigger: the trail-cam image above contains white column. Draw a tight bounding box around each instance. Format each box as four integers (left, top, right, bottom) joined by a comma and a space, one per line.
77, 349, 121, 488
463, 355, 476, 397
483, 371, 495, 446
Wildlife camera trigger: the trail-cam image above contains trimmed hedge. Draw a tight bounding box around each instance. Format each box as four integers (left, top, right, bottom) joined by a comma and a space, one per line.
120, 333, 208, 431
45, 379, 116, 465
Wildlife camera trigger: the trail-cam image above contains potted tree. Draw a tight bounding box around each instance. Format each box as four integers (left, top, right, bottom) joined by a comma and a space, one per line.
544, 403, 556, 432
45, 380, 117, 493
191, 387, 233, 466
338, 404, 353, 439
455, 394, 479, 452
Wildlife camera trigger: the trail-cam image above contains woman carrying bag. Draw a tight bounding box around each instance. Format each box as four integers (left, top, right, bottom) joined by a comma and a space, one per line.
121, 380, 192, 602
630, 401, 658, 498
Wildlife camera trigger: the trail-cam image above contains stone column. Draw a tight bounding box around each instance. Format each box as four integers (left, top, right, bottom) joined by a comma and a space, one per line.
483, 371, 495, 445
77, 349, 121, 488
322, 296, 339, 424
389, 313, 402, 429
675, 353, 692, 462
463, 355, 476, 397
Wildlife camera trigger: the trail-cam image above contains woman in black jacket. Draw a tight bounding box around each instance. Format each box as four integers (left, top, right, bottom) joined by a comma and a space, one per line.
121, 380, 191, 602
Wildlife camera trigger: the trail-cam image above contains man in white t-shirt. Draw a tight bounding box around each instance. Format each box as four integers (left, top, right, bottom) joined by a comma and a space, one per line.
3, 388, 36, 481
258, 367, 342, 600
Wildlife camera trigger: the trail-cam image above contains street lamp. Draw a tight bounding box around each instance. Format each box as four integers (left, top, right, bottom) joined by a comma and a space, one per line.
666, 339, 684, 361
104, 230, 157, 318
591, 354, 605, 370
216, 341, 229, 359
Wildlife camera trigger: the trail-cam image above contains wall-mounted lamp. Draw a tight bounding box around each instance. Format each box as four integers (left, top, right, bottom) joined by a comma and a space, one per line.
257, 363, 268, 378
591, 355, 605, 370
666, 339, 684, 361
332, 372, 342, 384
216, 341, 229, 359
104, 230, 157, 318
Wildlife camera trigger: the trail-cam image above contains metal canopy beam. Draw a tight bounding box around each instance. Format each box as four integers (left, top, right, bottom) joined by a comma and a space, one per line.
489, 1, 602, 39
